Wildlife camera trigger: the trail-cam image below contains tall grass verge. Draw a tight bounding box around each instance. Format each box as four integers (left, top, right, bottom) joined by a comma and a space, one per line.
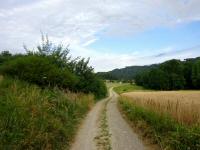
0, 77, 94, 149
119, 96, 200, 150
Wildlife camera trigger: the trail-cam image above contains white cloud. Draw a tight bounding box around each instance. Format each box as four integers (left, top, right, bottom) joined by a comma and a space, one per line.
0, 0, 200, 70
82, 38, 98, 47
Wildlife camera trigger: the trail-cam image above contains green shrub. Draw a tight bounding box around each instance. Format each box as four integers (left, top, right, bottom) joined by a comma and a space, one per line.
0, 51, 12, 65
0, 55, 78, 89
0, 54, 107, 99
0, 36, 107, 99
0, 77, 94, 149
69, 57, 107, 99
76, 73, 107, 99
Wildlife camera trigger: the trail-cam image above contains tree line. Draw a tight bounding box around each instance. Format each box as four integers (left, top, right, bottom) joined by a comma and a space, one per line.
0, 36, 107, 99
135, 58, 200, 90
97, 65, 157, 81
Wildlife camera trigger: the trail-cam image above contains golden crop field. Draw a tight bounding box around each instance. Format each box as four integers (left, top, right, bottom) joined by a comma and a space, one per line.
122, 91, 200, 125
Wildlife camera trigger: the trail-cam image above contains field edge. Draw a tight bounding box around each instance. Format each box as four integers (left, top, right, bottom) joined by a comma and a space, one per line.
118, 96, 200, 150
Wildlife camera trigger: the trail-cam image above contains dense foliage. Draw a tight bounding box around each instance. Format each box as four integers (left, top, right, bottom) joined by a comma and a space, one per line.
0, 36, 107, 99
0, 77, 94, 149
0, 55, 78, 89
135, 58, 200, 90
0, 51, 12, 64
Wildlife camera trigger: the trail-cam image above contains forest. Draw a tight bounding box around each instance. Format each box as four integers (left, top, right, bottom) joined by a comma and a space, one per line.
97, 56, 200, 90
135, 58, 200, 90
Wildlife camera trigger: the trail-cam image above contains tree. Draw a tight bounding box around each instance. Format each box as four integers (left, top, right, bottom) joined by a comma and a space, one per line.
183, 60, 194, 89
0, 55, 78, 89
1, 35, 107, 99
148, 69, 169, 90
135, 59, 186, 90
192, 60, 200, 88
0, 51, 12, 65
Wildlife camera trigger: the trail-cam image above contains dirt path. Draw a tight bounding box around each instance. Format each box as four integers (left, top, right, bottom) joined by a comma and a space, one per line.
70, 98, 107, 150
70, 88, 146, 150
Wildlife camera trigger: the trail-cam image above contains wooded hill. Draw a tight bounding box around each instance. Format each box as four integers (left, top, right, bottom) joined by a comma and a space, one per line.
97, 57, 200, 89
97, 65, 157, 81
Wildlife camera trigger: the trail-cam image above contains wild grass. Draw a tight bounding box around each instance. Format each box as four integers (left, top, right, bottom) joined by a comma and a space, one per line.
114, 83, 149, 94
119, 92, 200, 150
0, 77, 94, 150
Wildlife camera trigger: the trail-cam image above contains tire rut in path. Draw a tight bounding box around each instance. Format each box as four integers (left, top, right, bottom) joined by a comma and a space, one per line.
106, 90, 146, 150
70, 98, 106, 150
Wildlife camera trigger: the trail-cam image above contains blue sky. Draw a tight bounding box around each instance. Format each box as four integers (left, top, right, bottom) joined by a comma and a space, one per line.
90, 21, 200, 54
0, 0, 200, 71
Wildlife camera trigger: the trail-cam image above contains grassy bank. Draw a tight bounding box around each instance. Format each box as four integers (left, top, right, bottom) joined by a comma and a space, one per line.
119, 96, 200, 150
0, 77, 94, 149
113, 83, 148, 94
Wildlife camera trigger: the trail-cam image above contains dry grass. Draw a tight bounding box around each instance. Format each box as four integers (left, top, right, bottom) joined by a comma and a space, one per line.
64, 91, 94, 109
122, 91, 200, 125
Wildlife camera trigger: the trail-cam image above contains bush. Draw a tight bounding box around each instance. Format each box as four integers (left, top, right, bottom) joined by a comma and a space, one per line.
0, 51, 12, 65
75, 72, 107, 99
0, 36, 107, 99
85, 77, 107, 99
0, 55, 78, 89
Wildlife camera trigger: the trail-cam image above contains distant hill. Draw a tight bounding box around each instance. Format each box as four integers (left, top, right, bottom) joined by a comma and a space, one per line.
97, 64, 158, 81
97, 57, 200, 81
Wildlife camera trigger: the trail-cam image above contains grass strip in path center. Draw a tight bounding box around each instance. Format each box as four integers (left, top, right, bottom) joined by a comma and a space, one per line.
94, 98, 112, 150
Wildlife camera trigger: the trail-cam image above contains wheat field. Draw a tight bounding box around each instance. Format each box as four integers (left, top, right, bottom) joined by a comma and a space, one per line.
122, 91, 200, 125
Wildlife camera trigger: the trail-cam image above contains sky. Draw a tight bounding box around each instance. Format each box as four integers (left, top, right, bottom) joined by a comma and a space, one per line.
0, 0, 200, 72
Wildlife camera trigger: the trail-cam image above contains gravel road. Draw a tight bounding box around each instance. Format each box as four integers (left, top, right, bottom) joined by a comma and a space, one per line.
70, 98, 106, 150
70, 88, 147, 150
